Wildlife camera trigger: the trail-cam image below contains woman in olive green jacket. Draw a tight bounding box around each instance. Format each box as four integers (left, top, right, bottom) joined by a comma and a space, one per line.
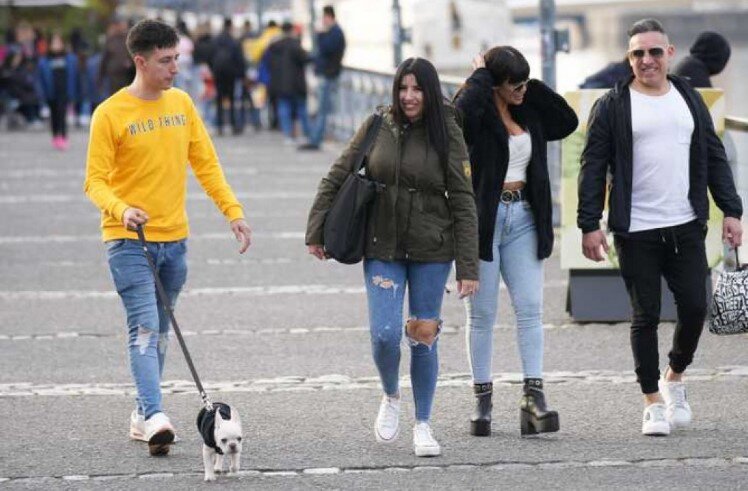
306, 58, 479, 457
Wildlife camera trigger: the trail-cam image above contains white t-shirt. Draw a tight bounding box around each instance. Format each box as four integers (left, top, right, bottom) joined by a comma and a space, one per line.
505, 132, 532, 183
629, 84, 696, 232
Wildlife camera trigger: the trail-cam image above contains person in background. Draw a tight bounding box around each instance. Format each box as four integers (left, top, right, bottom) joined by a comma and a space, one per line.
255, 20, 282, 130
298, 5, 345, 151
37, 31, 78, 150
99, 17, 134, 96
175, 20, 196, 101
210, 17, 245, 135
673, 31, 731, 88
267, 21, 310, 144
579, 58, 632, 89
192, 21, 215, 122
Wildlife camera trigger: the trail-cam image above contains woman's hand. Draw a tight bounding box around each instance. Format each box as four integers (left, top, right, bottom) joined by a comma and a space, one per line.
472, 53, 486, 71
457, 279, 480, 298
307, 244, 327, 260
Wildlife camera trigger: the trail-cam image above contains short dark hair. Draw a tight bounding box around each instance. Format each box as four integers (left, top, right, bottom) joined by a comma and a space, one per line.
483, 46, 530, 86
323, 6, 335, 19
628, 18, 666, 38
126, 19, 178, 57
281, 21, 293, 34
223, 17, 233, 31
391, 57, 449, 168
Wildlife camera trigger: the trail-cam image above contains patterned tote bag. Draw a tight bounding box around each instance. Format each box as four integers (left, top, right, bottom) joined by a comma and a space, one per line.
709, 249, 748, 335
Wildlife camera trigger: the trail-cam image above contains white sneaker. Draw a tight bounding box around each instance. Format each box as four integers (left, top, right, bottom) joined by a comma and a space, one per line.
642, 403, 670, 436
129, 410, 147, 442
660, 379, 692, 429
374, 395, 400, 443
144, 412, 175, 456
413, 422, 441, 457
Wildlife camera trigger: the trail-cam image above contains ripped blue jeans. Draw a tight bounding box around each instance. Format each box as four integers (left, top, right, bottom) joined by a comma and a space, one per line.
363, 259, 452, 422
107, 239, 187, 419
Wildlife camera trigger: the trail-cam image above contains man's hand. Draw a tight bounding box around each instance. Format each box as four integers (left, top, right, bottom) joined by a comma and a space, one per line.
122, 207, 148, 230
457, 279, 479, 299
582, 230, 610, 262
230, 219, 252, 254
307, 244, 327, 260
723, 217, 743, 248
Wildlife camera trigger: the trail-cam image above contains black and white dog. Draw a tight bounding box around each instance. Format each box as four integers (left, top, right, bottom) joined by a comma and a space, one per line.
196, 403, 243, 481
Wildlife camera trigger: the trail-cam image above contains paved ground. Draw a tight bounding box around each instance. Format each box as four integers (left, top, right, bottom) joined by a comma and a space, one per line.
1, 127, 747, 490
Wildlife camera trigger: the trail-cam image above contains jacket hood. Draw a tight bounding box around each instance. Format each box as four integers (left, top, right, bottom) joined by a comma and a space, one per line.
689, 31, 731, 75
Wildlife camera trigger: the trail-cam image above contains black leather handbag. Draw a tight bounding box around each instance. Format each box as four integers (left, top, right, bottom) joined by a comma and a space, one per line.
709, 248, 748, 335
323, 114, 384, 264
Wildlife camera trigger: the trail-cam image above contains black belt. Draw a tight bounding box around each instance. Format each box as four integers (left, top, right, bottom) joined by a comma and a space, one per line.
500, 188, 526, 203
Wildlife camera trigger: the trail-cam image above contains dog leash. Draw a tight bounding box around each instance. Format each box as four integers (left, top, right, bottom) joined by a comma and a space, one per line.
136, 224, 214, 413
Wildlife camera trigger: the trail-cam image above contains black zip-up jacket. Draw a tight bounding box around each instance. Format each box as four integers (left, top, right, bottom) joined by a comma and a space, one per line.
577, 75, 742, 235
454, 68, 578, 261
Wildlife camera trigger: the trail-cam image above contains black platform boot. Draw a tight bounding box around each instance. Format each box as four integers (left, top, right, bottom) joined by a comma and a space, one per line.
470, 382, 493, 436
520, 378, 559, 436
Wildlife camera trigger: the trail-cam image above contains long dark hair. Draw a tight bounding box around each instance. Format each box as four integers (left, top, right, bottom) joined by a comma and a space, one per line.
391, 57, 449, 167
484, 46, 530, 86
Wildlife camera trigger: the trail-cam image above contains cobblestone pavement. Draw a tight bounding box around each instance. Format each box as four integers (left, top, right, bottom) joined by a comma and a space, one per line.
1, 129, 747, 490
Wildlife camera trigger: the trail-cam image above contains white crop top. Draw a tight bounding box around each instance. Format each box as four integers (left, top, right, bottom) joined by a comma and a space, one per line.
505, 132, 532, 183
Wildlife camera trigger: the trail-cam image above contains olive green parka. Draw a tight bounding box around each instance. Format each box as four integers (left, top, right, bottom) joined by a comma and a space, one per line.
306, 103, 479, 280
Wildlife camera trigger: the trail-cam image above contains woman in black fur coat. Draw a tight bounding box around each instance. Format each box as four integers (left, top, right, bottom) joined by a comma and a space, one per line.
454, 47, 577, 437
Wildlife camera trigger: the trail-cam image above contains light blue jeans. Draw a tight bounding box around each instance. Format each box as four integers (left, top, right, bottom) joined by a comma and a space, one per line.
107, 239, 187, 419
308, 77, 338, 146
464, 201, 544, 383
364, 259, 452, 422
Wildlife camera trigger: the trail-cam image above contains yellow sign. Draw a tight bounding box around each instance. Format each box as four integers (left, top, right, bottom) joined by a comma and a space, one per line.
560, 89, 726, 270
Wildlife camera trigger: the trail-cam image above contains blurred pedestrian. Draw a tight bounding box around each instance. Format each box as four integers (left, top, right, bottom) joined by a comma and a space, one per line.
578, 19, 742, 436
99, 17, 134, 95
175, 20, 197, 101
306, 57, 478, 457
579, 58, 631, 89
267, 21, 309, 144
37, 32, 78, 149
454, 46, 577, 437
210, 18, 245, 135
673, 31, 731, 88
299, 5, 345, 151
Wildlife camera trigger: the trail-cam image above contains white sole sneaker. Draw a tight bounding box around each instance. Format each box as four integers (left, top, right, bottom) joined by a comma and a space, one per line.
414, 444, 441, 457
413, 422, 441, 457
642, 403, 670, 436
374, 396, 401, 443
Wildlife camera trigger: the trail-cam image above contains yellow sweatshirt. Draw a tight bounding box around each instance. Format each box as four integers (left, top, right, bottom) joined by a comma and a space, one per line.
84, 88, 244, 242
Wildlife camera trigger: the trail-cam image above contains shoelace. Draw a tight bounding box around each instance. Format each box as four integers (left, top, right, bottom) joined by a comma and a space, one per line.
379, 399, 399, 428
649, 405, 667, 422
414, 424, 435, 443
670, 384, 688, 408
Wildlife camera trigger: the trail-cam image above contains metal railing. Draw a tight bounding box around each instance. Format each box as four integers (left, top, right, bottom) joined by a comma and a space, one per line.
327, 66, 463, 142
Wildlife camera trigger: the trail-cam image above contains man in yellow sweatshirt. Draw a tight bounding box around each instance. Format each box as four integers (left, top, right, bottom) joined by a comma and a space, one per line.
84, 19, 252, 457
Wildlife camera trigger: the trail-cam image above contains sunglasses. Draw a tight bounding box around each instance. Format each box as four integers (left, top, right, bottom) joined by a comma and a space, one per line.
510, 79, 529, 93
628, 47, 666, 59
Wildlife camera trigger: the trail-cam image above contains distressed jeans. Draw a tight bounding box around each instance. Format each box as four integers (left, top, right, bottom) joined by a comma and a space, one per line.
363, 259, 452, 422
465, 200, 544, 383
107, 239, 188, 419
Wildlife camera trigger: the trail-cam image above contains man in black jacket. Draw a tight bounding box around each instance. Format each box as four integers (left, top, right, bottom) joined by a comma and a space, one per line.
577, 19, 742, 437
211, 18, 246, 135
